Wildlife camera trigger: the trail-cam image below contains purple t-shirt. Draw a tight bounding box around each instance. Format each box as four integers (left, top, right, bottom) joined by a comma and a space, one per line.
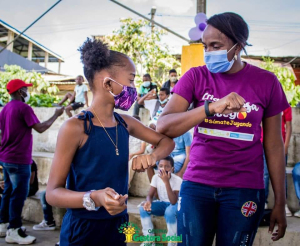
0, 100, 40, 165
173, 63, 289, 189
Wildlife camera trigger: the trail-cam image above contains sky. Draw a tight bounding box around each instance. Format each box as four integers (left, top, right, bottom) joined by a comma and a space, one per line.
0, 0, 299, 76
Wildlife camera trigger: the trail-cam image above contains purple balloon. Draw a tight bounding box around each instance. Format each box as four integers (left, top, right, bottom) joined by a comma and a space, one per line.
198, 22, 206, 31
195, 13, 207, 25
189, 27, 202, 41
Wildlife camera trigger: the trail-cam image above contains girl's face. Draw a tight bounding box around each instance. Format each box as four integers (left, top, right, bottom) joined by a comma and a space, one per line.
202, 24, 240, 61
105, 58, 136, 96
158, 160, 174, 174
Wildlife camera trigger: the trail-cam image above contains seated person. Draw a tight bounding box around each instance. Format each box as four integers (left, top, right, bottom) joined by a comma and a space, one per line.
133, 74, 157, 116
33, 191, 56, 231
139, 157, 182, 246
292, 162, 300, 217
171, 131, 192, 178
128, 119, 155, 187
56, 75, 89, 118
138, 88, 170, 123
162, 69, 178, 93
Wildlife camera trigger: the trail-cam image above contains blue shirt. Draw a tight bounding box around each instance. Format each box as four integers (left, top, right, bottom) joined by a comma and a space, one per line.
172, 131, 192, 155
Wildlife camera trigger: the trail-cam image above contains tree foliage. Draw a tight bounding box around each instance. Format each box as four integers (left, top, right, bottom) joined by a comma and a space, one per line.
0, 65, 59, 106
260, 57, 300, 106
103, 18, 181, 87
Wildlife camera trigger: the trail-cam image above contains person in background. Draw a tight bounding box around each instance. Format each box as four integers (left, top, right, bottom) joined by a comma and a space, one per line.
56, 75, 89, 118
139, 156, 182, 246
264, 106, 292, 216
292, 162, 300, 217
170, 131, 192, 178
0, 79, 64, 245
162, 69, 178, 92
33, 191, 56, 231
133, 74, 157, 116
138, 88, 170, 123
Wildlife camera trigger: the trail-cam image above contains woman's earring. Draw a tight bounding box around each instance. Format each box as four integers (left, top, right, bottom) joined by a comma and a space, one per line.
234, 54, 238, 60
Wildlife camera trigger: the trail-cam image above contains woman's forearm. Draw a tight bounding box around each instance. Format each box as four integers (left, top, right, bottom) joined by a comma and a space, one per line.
265, 142, 286, 206
157, 106, 207, 138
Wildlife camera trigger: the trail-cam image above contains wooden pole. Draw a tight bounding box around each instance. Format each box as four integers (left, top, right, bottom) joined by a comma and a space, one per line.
197, 0, 206, 14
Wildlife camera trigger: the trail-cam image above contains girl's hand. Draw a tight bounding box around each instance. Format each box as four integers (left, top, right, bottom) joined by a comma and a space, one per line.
91, 188, 128, 216
132, 154, 156, 172
143, 201, 152, 211
269, 204, 287, 241
210, 92, 246, 115
159, 169, 171, 184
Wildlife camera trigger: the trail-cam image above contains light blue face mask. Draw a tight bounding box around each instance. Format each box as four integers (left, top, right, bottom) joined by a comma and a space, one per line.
204, 43, 238, 73
159, 98, 168, 105
142, 81, 151, 87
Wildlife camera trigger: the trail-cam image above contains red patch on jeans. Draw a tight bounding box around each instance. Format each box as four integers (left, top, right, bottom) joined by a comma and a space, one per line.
241, 201, 257, 217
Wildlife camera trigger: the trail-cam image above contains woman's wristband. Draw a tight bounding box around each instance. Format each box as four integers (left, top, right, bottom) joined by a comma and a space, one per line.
204, 100, 214, 117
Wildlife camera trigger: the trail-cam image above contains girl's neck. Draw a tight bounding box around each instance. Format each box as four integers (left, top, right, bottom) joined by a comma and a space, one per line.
90, 98, 116, 127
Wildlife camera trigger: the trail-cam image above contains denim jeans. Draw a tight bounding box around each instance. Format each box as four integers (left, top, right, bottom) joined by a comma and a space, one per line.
264, 152, 288, 202
170, 152, 186, 174
139, 200, 177, 246
178, 181, 265, 246
292, 162, 300, 205
0, 162, 31, 229
40, 191, 54, 223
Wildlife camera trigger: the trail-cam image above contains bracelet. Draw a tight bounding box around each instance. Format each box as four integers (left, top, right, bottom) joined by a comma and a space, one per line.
204, 100, 214, 117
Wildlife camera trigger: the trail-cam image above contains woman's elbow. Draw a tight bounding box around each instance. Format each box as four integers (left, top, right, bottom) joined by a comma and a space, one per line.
46, 188, 55, 206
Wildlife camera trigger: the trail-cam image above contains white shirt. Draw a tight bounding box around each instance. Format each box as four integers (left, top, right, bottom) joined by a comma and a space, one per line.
150, 173, 182, 202
74, 84, 88, 104
144, 99, 158, 118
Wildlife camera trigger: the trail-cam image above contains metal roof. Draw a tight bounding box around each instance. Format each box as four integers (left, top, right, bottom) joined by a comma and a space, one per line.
0, 19, 64, 63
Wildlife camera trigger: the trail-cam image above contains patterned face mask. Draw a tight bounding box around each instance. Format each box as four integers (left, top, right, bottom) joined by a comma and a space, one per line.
104, 77, 137, 111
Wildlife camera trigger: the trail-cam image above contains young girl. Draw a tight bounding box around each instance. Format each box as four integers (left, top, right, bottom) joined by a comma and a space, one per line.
46, 39, 174, 246
158, 12, 288, 246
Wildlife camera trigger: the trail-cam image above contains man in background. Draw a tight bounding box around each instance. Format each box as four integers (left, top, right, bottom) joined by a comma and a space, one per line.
0, 79, 64, 244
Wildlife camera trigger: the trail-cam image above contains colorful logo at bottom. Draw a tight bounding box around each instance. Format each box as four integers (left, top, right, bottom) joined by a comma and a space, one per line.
118, 222, 140, 243
241, 201, 257, 217
238, 112, 247, 120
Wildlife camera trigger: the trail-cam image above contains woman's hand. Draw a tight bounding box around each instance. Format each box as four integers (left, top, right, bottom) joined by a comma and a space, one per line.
210, 92, 246, 115
91, 188, 128, 216
132, 153, 157, 172
269, 204, 287, 241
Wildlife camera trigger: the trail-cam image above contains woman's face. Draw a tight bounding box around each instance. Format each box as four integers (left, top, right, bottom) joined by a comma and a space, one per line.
202, 24, 237, 61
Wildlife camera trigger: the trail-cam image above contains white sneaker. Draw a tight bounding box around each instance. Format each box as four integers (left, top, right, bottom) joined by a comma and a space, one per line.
5, 228, 36, 245
33, 220, 56, 231
285, 204, 292, 217
0, 223, 8, 237
294, 210, 300, 218
0, 223, 26, 237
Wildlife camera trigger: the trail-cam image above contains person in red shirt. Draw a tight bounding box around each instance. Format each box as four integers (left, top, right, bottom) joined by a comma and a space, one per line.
264, 106, 292, 216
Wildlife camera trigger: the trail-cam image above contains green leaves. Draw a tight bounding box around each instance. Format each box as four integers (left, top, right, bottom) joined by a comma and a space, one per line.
261, 57, 298, 106
27, 94, 60, 107
0, 65, 59, 105
103, 18, 180, 88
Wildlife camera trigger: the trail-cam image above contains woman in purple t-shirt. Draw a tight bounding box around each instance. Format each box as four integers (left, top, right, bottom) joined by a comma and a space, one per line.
157, 12, 288, 246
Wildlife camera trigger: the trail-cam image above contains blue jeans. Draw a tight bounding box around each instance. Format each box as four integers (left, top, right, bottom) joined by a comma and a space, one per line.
170, 152, 186, 174
292, 162, 300, 205
178, 181, 265, 246
0, 162, 31, 229
264, 153, 288, 202
139, 201, 177, 245
40, 191, 54, 223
